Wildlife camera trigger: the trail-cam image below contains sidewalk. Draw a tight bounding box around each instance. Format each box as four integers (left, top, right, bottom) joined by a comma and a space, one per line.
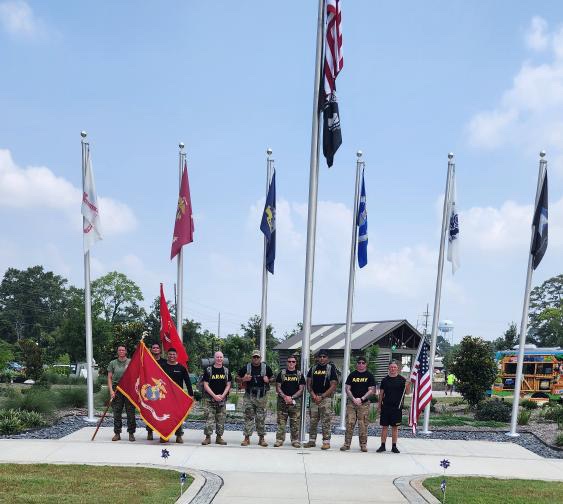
2, 427, 563, 503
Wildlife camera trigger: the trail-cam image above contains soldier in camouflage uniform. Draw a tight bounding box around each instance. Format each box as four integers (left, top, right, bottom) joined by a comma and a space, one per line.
274, 354, 305, 448
304, 349, 339, 450
201, 351, 232, 445
107, 345, 136, 442
237, 350, 273, 447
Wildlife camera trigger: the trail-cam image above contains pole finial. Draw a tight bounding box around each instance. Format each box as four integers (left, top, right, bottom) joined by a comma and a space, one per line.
267, 148, 273, 156
81, 131, 87, 138
179, 142, 185, 150
540, 150, 546, 158
356, 150, 363, 158
448, 152, 454, 160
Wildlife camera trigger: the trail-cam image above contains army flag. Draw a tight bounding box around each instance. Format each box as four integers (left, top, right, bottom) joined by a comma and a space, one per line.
357, 169, 368, 268
447, 167, 460, 273
170, 161, 194, 260
531, 171, 548, 270
160, 284, 189, 367
117, 341, 194, 440
260, 170, 276, 274
81, 151, 102, 252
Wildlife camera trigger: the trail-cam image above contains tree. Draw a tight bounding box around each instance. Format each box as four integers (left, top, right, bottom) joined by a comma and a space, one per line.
450, 336, 497, 407
436, 335, 452, 356
0, 339, 14, 371
239, 315, 280, 370
442, 344, 460, 374
182, 319, 220, 372
99, 321, 146, 372
366, 344, 379, 377
492, 322, 518, 351
529, 274, 563, 347
91, 271, 145, 324
223, 334, 254, 374
17, 339, 43, 380
144, 295, 176, 344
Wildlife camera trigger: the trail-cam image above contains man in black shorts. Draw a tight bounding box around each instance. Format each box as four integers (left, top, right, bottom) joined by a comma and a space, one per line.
377, 360, 410, 453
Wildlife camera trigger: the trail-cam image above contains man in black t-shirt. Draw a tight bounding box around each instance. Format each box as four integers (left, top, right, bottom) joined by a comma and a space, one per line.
237, 350, 273, 447
340, 356, 376, 452
274, 354, 305, 448
202, 351, 232, 446
377, 360, 410, 453
146, 342, 168, 440
304, 349, 338, 450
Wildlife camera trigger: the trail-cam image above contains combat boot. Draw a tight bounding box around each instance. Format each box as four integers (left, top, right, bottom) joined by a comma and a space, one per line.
303, 440, 316, 448
258, 436, 268, 447
176, 435, 184, 444
291, 441, 301, 448
321, 441, 330, 450
201, 436, 211, 445
340, 444, 350, 451
360, 445, 368, 452
147, 431, 153, 441
215, 436, 227, 445
112, 433, 121, 442
128, 433, 136, 442
241, 436, 250, 446
274, 440, 283, 447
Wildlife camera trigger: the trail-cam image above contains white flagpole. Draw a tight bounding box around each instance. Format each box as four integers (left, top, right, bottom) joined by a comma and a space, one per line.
81, 131, 95, 422
338, 150, 364, 430
422, 153, 455, 434
300, 0, 325, 443
260, 148, 274, 361
176, 143, 185, 339
508, 151, 547, 437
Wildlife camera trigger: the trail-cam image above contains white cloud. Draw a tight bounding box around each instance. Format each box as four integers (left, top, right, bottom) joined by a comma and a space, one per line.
0, 148, 137, 235
526, 16, 548, 51
0, 0, 45, 39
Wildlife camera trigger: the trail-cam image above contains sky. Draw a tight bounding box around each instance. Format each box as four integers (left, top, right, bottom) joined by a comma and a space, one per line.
0, 1, 562, 344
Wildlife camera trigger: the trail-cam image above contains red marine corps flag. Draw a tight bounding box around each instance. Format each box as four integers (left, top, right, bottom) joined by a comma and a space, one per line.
170, 160, 194, 259
160, 283, 189, 367
117, 341, 194, 440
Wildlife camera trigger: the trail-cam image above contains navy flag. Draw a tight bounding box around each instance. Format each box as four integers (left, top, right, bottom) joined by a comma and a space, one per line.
357, 169, 367, 268
260, 170, 276, 274
531, 171, 548, 270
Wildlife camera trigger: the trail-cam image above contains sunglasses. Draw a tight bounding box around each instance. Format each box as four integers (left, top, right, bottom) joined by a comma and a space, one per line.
287, 360, 297, 363
252, 355, 261, 358
357, 361, 367, 365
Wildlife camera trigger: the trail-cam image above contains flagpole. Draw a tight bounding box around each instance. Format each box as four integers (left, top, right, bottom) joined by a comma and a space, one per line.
176, 143, 185, 341
300, 0, 325, 443
508, 151, 547, 436
338, 150, 363, 430
260, 148, 273, 361
81, 131, 95, 422
422, 153, 455, 435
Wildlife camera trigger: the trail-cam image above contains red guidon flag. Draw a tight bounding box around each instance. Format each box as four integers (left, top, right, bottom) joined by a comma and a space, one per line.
170, 160, 194, 260
117, 341, 194, 440
160, 283, 189, 367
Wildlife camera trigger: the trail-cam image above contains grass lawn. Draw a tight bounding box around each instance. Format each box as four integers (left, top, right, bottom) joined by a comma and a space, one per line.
0, 464, 192, 504
423, 476, 563, 503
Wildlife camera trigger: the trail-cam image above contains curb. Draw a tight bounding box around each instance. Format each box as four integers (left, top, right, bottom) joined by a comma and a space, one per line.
393, 475, 440, 504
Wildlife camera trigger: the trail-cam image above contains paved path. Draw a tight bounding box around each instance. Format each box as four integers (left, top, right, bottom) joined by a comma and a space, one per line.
2, 427, 563, 503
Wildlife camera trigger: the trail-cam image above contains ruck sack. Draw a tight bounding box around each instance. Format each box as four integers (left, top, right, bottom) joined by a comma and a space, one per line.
197, 365, 230, 397
238, 361, 269, 392
311, 362, 341, 389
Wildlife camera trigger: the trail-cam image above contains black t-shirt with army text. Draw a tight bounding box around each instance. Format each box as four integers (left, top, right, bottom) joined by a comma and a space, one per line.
276, 369, 306, 396
380, 374, 407, 409
237, 363, 274, 391
307, 364, 338, 394
203, 365, 232, 395
345, 370, 376, 399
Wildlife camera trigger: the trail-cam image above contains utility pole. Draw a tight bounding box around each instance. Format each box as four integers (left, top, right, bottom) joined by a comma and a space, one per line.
420, 304, 431, 335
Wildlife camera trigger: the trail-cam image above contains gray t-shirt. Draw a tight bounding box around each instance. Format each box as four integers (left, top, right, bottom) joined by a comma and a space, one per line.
107, 358, 130, 387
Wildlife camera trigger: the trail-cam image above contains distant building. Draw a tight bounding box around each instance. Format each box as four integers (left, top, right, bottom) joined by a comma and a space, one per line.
275, 320, 423, 383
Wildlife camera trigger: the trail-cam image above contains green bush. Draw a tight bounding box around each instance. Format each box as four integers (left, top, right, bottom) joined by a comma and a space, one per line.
555, 433, 563, 447
56, 387, 87, 408
0, 409, 23, 434
544, 405, 563, 424
475, 400, 511, 423
430, 398, 438, 413
520, 399, 538, 410
517, 409, 531, 425
17, 409, 45, 428
3, 389, 55, 416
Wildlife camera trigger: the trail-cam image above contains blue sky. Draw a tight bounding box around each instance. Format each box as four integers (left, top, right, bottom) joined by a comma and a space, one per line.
0, 1, 562, 343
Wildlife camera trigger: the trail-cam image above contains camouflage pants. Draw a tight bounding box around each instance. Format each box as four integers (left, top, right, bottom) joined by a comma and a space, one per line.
112, 391, 136, 434
203, 397, 227, 436
276, 396, 301, 442
243, 393, 267, 436
308, 396, 333, 441
344, 401, 370, 446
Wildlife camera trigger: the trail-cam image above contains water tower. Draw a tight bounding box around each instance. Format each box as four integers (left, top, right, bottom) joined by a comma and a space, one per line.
438, 319, 455, 346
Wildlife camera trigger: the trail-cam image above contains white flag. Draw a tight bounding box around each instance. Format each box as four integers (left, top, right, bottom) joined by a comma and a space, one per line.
81, 151, 102, 252
447, 167, 460, 273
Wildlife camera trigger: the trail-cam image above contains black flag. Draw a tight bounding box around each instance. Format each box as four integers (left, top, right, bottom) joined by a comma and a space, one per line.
531, 171, 548, 270
322, 93, 342, 168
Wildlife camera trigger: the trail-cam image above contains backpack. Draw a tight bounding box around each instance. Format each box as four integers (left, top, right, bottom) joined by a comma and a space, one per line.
311, 362, 341, 389
198, 365, 230, 397
239, 362, 269, 392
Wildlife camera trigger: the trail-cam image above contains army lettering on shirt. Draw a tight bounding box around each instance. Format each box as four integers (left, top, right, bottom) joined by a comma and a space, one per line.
307, 364, 338, 394
345, 370, 376, 399
276, 369, 306, 396
203, 365, 232, 396
380, 374, 407, 409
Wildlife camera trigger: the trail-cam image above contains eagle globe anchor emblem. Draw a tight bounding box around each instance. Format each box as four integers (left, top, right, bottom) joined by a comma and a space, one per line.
141, 378, 168, 402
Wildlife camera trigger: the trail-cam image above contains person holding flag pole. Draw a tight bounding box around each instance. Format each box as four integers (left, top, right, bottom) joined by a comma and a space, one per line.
507, 151, 548, 437
259, 149, 276, 361
81, 131, 102, 423
338, 150, 367, 432
422, 153, 459, 434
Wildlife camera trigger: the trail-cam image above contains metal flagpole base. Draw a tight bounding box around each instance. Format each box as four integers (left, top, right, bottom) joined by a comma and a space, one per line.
420, 429, 432, 435
505, 431, 520, 438
83, 416, 97, 423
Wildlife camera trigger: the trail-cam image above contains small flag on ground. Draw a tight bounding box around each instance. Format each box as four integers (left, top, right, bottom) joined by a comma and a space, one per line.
357, 169, 368, 268
117, 341, 194, 441
321, 0, 343, 167
171, 161, 194, 260
531, 170, 548, 270
160, 284, 189, 367
81, 151, 102, 252
260, 170, 276, 274
447, 167, 460, 273
409, 338, 432, 434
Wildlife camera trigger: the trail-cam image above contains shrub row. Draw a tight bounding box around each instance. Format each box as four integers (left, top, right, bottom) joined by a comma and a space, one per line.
475, 399, 511, 422
0, 409, 45, 435
2, 386, 90, 414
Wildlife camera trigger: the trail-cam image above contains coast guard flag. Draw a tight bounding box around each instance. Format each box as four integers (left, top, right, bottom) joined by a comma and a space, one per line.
357, 169, 368, 268
170, 161, 194, 260
159, 284, 189, 368
81, 151, 102, 252
447, 167, 460, 273
531, 171, 548, 270
260, 170, 276, 274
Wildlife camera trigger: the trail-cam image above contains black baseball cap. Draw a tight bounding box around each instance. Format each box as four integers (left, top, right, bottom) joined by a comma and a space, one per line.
317, 349, 329, 357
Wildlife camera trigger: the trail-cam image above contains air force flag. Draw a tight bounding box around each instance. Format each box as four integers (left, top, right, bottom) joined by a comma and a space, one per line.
260, 170, 276, 274
447, 167, 460, 274
357, 170, 368, 268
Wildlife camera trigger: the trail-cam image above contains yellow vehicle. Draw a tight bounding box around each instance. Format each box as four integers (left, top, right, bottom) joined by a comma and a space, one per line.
493, 348, 563, 401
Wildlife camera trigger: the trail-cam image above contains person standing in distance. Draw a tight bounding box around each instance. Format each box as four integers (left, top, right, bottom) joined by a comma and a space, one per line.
377, 360, 410, 453
162, 347, 194, 444
201, 351, 232, 446
146, 342, 167, 440
340, 356, 376, 452
107, 345, 136, 442
237, 350, 273, 447
274, 354, 305, 448
304, 349, 338, 450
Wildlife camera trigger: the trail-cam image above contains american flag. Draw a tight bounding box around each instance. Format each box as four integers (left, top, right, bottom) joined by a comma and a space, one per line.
409, 338, 432, 434
321, 0, 343, 167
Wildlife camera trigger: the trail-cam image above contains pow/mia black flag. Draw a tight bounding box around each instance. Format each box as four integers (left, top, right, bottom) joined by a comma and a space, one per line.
531, 170, 548, 270
322, 92, 342, 168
